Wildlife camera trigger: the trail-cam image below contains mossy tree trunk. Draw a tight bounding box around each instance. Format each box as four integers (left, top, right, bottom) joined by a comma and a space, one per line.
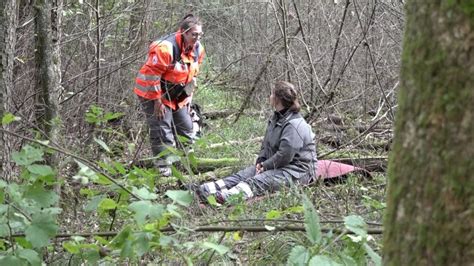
0, 0, 18, 181
383, 1, 473, 265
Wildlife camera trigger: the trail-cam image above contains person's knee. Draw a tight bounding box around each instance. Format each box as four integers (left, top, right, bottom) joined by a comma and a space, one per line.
250, 172, 287, 193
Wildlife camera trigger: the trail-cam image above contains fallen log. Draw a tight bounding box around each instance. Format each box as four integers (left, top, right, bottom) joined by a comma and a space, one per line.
140, 156, 387, 175
203, 110, 263, 120
156, 166, 235, 186
193, 157, 241, 172
207, 137, 263, 149
203, 110, 236, 119
135, 157, 242, 171
319, 136, 391, 150
318, 124, 393, 133
329, 157, 387, 172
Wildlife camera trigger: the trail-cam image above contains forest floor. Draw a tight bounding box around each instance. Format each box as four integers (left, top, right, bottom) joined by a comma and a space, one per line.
55, 85, 390, 265
177, 86, 389, 264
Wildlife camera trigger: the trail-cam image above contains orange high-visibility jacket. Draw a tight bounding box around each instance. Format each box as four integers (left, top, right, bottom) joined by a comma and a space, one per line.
133, 30, 205, 110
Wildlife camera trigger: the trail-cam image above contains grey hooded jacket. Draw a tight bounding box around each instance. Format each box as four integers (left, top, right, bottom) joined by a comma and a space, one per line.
257, 110, 317, 179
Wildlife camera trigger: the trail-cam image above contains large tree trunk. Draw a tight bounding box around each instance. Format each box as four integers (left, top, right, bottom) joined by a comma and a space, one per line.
0, 0, 18, 181
383, 2, 473, 265
33, 0, 62, 165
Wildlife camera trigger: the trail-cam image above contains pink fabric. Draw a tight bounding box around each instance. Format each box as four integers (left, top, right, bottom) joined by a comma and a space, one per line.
316, 160, 370, 179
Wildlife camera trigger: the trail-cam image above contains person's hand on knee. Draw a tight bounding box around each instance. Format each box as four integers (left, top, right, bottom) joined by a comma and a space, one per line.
256, 163, 264, 174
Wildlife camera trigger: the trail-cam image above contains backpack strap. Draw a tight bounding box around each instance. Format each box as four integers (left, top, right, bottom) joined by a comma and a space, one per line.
172, 39, 181, 64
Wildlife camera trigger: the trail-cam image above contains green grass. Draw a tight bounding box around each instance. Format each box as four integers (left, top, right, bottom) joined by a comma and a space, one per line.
130, 83, 388, 263
194, 84, 246, 110
191, 84, 267, 166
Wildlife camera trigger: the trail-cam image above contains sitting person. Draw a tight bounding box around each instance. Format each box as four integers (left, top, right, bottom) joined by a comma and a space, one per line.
198, 81, 317, 203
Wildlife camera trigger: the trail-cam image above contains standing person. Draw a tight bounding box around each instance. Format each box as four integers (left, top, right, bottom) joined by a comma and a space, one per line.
198, 81, 317, 203
134, 14, 205, 176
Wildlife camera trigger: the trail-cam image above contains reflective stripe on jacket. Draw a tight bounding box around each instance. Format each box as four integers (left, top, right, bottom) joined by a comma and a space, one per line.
133, 30, 205, 110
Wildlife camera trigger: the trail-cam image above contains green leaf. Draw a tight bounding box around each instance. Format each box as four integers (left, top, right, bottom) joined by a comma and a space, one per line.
285, 205, 304, 213
202, 242, 230, 255
128, 200, 164, 225
171, 165, 186, 181
85, 195, 104, 212
0, 255, 23, 265
287, 245, 310, 265
26, 164, 54, 177
111, 226, 132, 248
94, 137, 111, 153
104, 112, 124, 122
133, 187, 157, 200
188, 152, 198, 169
302, 194, 321, 244
165, 190, 193, 206
79, 188, 98, 197
63, 241, 80, 254
17, 249, 41, 266
98, 161, 116, 175
6, 183, 21, 202
98, 198, 117, 210
2, 113, 20, 125
339, 253, 358, 265
134, 232, 152, 256
12, 145, 44, 166
308, 255, 342, 266
83, 249, 100, 264
85, 105, 103, 125
0, 204, 7, 215
265, 210, 282, 220
114, 162, 127, 175
166, 204, 182, 218
25, 212, 58, 248
24, 185, 59, 208
95, 174, 113, 185
363, 243, 382, 266
73, 161, 98, 183
344, 215, 368, 238
14, 237, 32, 249
206, 195, 218, 206
120, 238, 135, 258
159, 235, 175, 247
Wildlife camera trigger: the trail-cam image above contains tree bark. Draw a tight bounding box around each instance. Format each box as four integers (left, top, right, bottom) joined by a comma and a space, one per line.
34, 0, 62, 165
383, 2, 474, 265
0, 0, 18, 181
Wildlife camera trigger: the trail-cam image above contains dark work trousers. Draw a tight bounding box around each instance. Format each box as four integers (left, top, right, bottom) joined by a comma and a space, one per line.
139, 97, 194, 161
207, 165, 313, 197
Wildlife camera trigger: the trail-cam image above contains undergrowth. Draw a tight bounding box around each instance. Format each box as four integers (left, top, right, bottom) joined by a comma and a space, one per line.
0, 85, 388, 265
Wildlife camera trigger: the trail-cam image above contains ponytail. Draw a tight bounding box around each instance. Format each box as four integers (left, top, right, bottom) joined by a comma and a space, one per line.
274, 81, 301, 112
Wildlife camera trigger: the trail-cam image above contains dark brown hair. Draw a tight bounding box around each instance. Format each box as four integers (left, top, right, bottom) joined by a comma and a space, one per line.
179, 14, 202, 32
274, 81, 301, 112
